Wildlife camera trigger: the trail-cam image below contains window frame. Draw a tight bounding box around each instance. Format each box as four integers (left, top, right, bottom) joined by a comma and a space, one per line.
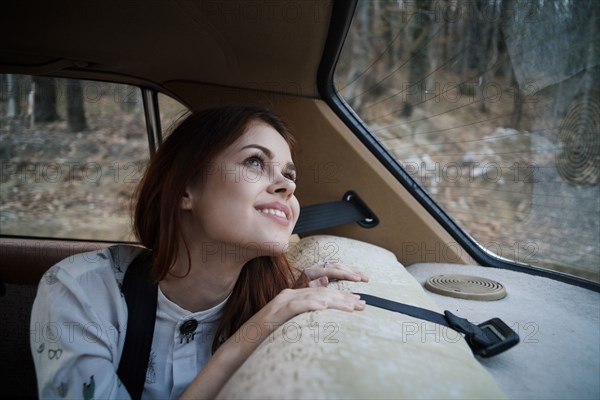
141, 88, 162, 156
317, 0, 599, 291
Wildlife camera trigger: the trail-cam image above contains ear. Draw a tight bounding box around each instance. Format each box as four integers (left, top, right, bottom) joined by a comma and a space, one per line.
180, 188, 193, 210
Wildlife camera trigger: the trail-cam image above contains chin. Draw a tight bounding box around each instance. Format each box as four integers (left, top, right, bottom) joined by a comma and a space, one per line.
243, 234, 292, 257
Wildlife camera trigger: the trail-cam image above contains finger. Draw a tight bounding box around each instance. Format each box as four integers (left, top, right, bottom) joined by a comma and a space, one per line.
303, 267, 328, 281
313, 289, 366, 311
336, 267, 369, 282
283, 288, 366, 314
320, 268, 368, 282
324, 270, 361, 282
354, 271, 370, 282
308, 276, 329, 287
322, 263, 370, 282
304, 264, 368, 282
324, 292, 366, 311
303, 264, 345, 279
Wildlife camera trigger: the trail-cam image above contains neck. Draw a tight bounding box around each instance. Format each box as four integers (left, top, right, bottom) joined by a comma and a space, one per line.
159, 241, 251, 313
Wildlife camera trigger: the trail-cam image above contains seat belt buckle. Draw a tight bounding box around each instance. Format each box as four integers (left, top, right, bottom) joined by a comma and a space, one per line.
444, 311, 520, 358
474, 317, 520, 357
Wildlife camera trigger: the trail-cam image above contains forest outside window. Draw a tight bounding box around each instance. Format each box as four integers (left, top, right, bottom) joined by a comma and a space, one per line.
335, 0, 599, 282
0, 75, 151, 241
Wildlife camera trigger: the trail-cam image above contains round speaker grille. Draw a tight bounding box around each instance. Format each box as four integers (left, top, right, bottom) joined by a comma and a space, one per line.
425, 274, 506, 301
556, 95, 600, 186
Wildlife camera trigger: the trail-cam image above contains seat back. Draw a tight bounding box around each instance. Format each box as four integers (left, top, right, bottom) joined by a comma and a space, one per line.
0, 238, 111, 399
1, 283, 39, 399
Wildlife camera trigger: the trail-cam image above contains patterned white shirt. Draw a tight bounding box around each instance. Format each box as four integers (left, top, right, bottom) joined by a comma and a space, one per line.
30, 245, 227, 399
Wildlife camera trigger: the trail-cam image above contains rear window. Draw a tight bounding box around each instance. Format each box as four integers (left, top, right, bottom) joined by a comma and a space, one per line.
0, 75, 187, 241
335, 0, 599, 282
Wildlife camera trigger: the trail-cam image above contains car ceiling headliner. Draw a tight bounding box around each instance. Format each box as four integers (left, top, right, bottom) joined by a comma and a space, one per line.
0, 1, 334, 98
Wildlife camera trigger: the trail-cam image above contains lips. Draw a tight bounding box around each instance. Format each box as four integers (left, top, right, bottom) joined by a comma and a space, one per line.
257, 208, 287, 219
255, 202, 291, 225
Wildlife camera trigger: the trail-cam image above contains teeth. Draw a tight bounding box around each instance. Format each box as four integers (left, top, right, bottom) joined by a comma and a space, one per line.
258, 208, 287, 219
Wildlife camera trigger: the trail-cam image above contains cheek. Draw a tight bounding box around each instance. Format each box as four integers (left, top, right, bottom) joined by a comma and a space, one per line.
291, 197, 301, 224
194, 177, 244, 218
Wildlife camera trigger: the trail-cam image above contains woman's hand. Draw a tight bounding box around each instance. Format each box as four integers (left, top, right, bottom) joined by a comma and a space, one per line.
304, 261, 369, 287
265, 286, 366, 318
181, 287, 365, 399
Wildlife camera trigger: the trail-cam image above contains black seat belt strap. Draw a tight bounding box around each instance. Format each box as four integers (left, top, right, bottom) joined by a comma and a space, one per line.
117, 249, 157, 400
293, 191, 378, 235
354, 292, 519, 357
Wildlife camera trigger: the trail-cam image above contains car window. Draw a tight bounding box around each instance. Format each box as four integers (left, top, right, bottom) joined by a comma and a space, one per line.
0, 75, 187, 241
159, 93, 190, 137
335, 0, 599, 282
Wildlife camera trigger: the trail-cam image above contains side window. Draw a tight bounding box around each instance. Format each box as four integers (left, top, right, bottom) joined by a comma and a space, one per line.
335, 1, 599, 282
159, 93, 190, 137
0, 75, 186, 241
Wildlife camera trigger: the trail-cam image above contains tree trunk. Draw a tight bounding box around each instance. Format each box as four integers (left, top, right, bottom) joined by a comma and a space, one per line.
406, 0, 433, 114
32, 76, 59, 123
65, 79, 88, 132
5, 74, 21, 118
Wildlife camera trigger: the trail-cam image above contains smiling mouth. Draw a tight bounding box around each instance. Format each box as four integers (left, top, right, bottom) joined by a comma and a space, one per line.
256, 208, 288, 220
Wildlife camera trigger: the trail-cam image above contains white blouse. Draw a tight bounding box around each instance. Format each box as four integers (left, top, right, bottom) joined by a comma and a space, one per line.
30, 245, 227, 399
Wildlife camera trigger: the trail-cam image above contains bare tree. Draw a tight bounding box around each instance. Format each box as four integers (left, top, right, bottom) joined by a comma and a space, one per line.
32, 76, 59, 123
4, 74, 21, 119
406, 0, 433, 116
65, 79, 88, 132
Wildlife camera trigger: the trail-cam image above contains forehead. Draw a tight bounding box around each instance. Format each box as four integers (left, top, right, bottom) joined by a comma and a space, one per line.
228, 121, 292, 158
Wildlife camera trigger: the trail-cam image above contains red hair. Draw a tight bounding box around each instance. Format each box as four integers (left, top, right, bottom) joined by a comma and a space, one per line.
133, 105, 308, 351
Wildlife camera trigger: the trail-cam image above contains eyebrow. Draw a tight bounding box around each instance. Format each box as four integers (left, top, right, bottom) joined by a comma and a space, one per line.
241, 144, 273, 158
240, 144, 296, 172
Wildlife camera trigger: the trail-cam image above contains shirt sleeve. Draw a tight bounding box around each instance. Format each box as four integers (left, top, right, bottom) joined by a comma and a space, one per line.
30, 252, 132, 399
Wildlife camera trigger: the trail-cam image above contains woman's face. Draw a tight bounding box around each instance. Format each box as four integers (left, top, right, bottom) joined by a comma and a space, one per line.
181, 120, 299, 257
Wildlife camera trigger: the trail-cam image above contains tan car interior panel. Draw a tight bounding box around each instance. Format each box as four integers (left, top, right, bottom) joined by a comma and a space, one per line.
0, 1, 332, 98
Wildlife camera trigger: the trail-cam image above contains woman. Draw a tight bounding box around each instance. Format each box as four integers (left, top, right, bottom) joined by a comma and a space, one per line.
31, 105, 367, 399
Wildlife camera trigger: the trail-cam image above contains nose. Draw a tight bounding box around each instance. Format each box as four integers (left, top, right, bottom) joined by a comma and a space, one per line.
268, 169, 296, 199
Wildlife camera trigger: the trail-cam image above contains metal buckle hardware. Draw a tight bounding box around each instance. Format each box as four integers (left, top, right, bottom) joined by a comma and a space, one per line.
444, 311, 520, 357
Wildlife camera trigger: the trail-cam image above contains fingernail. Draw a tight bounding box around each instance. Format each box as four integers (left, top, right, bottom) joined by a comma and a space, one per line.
352, 294, 361, 299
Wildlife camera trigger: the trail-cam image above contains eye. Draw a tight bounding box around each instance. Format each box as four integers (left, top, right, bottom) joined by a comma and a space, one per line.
284, 171, 297, 183
244, 155, 265, 169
